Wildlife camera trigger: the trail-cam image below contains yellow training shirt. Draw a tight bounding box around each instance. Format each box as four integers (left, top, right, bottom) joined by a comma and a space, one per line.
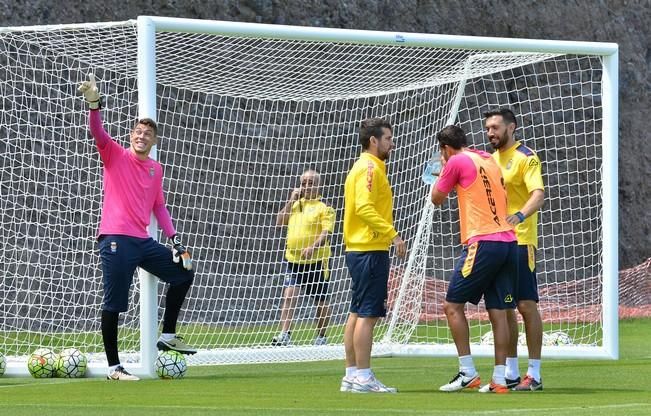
343, 152, 398, 252
285, 197, 335, 264
492, 141, 544, 247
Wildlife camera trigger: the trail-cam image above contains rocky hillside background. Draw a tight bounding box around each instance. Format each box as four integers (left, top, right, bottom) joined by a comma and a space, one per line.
1, 0, 648, 268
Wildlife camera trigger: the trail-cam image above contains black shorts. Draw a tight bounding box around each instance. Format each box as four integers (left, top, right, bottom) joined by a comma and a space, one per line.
98, 235, 194, 312
446, 240, 517, 310
515, 245, 539, 302
283, 260, 330, 301
345, 251, 390, 318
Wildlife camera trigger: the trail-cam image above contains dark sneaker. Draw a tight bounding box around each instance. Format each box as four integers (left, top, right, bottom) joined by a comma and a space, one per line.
505, 376, 521, 388
157, 335, 197, 355
439, 371, 481, 392
314, 335, 327, 346
271, 331, 291, 346
107, 365, 139, 381
512, 375, 543, 391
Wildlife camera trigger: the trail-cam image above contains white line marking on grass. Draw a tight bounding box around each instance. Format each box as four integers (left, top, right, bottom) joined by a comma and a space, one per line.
440, 403, 651, 415
0, 379, 90, 389
3, 403, 650, 415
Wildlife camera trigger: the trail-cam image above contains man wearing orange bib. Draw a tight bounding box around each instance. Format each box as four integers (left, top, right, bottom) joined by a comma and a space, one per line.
431, 125, 517, 394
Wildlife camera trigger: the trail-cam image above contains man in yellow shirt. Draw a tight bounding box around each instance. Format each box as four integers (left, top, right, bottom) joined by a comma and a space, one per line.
272, 170, 335, 346
485, 108, 545, 391
340, 117, 406, 393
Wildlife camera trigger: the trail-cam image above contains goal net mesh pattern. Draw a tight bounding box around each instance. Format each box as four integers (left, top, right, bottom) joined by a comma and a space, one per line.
0, 20, 623, 366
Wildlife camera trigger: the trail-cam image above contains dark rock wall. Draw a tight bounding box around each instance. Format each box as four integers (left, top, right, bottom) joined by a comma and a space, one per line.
1, 0, 648, 268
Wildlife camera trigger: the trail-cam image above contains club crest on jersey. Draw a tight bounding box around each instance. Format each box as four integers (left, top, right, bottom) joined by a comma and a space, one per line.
149, 167, 155, 177
506, 159, 513, 170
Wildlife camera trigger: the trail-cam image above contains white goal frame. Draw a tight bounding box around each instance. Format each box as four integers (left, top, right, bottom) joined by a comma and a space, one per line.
1, 16, 618, 378
137, 17, 619, 372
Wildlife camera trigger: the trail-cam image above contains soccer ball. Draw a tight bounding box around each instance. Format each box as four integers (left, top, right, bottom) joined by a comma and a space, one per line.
55, 348, 88, 378
0, 351, 6, 376
155, 350, 187, 379
549, 331, 573, 346
28, 348, 56, 378
542, 332, 555, 346
480, 330, 494, 345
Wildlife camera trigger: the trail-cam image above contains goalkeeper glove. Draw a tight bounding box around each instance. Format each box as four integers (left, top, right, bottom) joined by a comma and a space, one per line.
78, 73, 101, 110
170, 235, 193, 271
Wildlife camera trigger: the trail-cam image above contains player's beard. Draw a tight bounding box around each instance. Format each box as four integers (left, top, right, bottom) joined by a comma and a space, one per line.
378, 144, 393, 161
490, 131, 509, 150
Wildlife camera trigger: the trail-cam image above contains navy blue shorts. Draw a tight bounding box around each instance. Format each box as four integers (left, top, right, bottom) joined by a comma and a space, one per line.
446, 240, 517, 310
283, 260, 330, 301
98, 235, 194, 312
345, 251, 390, 318
516, 245, 539, 302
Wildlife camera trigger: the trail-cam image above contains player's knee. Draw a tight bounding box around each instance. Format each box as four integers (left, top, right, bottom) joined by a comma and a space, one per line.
443, 301, 462, 318
517, 300, 539, 318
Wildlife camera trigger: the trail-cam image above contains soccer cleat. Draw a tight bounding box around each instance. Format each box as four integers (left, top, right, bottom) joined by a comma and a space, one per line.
157, 335, 197, 355
478, 381, 509, 394
439, 372, 481, 392
505, 376, 521, 388
351, 375, 398, 393
314, 335, 328, 346
271, 331, 291, 346
340, 376, 355, 392
512, 375, 543, 391
107, 365, 140, 381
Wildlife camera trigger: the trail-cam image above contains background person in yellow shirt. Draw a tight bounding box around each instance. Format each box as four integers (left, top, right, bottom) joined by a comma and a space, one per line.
272, 170, 335, 346
485, 108, 545, 391
340, 117, 406, 394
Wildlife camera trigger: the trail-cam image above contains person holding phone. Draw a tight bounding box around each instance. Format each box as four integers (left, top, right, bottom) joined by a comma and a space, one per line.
271, 170, 335, 346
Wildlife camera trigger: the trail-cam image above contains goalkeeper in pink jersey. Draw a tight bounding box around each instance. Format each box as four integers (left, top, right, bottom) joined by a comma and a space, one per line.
79, 74, 195, 381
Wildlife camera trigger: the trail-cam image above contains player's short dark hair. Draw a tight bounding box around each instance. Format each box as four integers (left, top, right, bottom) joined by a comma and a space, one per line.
134, 118, 158, 136
483, 108, 517, 127
359, 117, 392, 150
436, 125, 467, 150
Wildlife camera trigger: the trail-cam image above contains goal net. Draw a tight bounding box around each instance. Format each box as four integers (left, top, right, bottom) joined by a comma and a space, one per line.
0, 17, 618, 376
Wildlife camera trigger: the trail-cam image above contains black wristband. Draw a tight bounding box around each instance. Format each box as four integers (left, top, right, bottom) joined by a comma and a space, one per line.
88, 99, 101, 110
514, 211, 526, 223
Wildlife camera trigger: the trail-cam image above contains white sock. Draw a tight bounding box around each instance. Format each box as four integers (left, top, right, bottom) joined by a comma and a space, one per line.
505, 357, 520, 380
108, 364, 121, 374
345, 366, 357, 379
459, 355, 476, 377
492, 365, 506, 385
160, 333, 175, 341
527, 359, 541, 382
356, 368, 372, 381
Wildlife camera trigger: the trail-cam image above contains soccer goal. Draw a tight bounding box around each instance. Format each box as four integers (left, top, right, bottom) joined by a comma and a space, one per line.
0, 17, 618, 378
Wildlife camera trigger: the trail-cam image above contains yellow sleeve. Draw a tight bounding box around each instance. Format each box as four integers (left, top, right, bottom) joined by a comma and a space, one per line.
353, 166, 397, 238
321, 204, 335, 233
522, 154, 544, 193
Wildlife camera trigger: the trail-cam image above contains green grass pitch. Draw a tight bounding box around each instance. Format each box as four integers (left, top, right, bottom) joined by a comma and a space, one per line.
1, 319, 649, 416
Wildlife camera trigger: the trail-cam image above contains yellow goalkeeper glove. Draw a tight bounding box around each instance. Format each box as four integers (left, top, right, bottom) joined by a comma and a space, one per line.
78, 73, 101, 110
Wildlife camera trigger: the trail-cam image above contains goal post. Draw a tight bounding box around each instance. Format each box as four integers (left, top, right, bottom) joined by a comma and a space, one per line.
0, 17, 618, 378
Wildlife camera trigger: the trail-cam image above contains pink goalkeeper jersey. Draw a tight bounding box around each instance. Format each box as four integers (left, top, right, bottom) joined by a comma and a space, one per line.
90, 110, 176, 239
